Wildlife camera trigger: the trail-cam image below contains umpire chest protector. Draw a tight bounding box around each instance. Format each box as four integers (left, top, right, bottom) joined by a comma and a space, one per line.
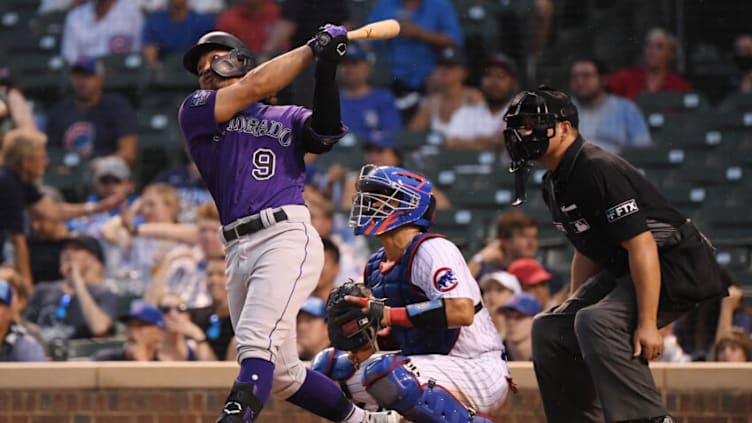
365, 232, 460, 355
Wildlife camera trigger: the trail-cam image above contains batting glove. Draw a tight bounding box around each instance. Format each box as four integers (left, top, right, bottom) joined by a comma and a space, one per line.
307, 24, 349, 63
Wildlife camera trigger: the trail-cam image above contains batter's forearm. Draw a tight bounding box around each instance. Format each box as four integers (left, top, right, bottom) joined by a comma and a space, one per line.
241, 46, 314, 100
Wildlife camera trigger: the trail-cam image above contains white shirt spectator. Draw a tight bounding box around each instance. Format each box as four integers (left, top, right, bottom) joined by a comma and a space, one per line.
61, 0, 144, 64
139, 0, 227, 13
430, 102, 497, 142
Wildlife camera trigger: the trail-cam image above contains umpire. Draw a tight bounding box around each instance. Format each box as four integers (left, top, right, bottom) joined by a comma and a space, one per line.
502, 86, 726, 423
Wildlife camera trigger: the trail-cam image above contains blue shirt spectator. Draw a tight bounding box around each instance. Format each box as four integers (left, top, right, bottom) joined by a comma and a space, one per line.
339, 42, 402, 141
142, 0, 215, 64
367, 0, 463, 91
569, 57, 651, 154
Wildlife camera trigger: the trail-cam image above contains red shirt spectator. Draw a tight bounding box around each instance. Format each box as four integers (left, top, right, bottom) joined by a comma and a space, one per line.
608, 27, 692, 100
215, 0, 280, 54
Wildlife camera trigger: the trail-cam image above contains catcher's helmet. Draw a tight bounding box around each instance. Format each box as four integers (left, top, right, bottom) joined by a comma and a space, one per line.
182, 31, 255, 77
503, 86, 578, 172
349, 165, 435, 236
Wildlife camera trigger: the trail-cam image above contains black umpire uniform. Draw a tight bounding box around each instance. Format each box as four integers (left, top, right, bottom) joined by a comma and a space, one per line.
502, 87, 726, 423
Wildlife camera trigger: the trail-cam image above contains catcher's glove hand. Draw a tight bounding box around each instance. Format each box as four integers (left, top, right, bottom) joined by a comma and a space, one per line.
326, 280, 384, 351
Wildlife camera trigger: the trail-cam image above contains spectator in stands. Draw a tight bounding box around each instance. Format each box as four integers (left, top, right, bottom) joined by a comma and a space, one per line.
529, 0, 555, 58
100, 183, 200, 300
409, 48, 497, 150
61, 0, 144, 64
480, 53, 520, 136
192, 254, 235, 361
0, 69, 38, 146
152, 155, 211, 223
507, 257, 554, 310
716, 273, 750, 337
259, 0, 348, 107
469, 211, 566, 304
732, 33, 752, 94
92, 302, 164, 361
0, 129, 125, 290
312, 238, 340, 301
0, 279, 47, 362
68, 156, 135, 241
139, 0, 226, 14
713, 327, 752, 362
570, 57, 651, 154
157, 293, 216, 361
28, 186, 69, 284
608, 27, 692, 100
478, 270, 521, 339
498, 292, 541, 361
338, 42, 402, 142
24, 234, 119, 342
367, 0, 463, 120
45, 58, 138, 165
142, 0, 214, 65
296, 296, 330, 361
659, 323, 691, 363
216, 0, 280, 56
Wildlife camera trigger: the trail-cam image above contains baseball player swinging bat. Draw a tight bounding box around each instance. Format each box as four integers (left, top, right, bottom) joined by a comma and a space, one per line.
347, 19, 401, 41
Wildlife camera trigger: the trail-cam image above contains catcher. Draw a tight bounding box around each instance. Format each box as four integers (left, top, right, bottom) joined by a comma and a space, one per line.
312, 165, 511, 422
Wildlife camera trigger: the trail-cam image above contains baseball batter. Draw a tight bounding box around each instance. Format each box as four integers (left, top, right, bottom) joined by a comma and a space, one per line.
178, 29, 399, 423
313, 165, 511, 422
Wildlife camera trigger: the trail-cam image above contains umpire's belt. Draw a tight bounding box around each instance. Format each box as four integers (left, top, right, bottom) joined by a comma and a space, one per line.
222, 210, 288, 242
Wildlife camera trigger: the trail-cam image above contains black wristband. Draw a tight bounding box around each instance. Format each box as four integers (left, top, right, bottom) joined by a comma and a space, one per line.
405, 299, 448, 329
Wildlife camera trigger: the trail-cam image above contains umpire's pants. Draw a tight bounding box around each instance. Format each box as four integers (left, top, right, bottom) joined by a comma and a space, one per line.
531, 272, 689, 423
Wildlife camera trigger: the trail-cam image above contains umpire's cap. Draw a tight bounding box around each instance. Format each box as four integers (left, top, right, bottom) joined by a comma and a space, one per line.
183, 31, 251, 75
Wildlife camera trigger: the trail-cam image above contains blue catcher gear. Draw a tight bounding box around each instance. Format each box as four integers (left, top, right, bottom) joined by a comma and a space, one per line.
362, 354, 494, 423
311, 347, 356, 381
349, 165, 436, 236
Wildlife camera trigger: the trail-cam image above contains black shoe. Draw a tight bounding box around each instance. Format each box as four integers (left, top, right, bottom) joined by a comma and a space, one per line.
216, 381, 264, 423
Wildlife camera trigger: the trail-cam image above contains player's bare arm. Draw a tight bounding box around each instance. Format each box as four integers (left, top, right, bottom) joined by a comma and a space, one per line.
621, 230, 663, 361
569, 248, 602, 294
213, 46, 314, 123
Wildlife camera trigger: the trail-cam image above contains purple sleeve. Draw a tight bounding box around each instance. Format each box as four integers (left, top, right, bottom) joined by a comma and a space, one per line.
178, 90, 220, 145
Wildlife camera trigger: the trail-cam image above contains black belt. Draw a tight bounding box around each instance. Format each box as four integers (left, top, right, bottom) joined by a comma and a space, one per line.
222, 210, 288, 242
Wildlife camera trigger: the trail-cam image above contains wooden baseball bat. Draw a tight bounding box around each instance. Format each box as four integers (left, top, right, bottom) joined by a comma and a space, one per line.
347, 19, 401, 41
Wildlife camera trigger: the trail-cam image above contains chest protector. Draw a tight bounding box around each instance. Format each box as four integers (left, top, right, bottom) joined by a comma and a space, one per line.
365, 233, 460, 355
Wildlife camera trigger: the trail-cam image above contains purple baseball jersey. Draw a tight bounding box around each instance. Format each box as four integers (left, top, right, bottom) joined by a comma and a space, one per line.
178, 90, 311, 225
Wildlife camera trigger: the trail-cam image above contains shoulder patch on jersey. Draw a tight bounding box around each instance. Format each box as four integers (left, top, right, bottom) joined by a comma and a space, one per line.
606, 199, 639, 223
433, 267, 459, 292
189, 90, 212, 107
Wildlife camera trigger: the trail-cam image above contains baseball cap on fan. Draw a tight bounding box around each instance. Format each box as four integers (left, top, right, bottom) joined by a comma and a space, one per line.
482, 53, 519, 79
71, 57, 104, 76
507, 258, 553, 286
478, 271, 522, 294
497, 293, 542, 317
344, 41, 371, 63
93, 156, 131, 182
363, 130, 401, 151
436, 48, 467, 67
300, 297, 327, 319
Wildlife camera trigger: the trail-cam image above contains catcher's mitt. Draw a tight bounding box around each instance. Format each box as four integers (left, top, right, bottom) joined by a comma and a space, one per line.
326, 280, 384, 351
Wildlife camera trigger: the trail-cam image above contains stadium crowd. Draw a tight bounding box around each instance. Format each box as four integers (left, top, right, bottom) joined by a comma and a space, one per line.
0, 0, 750, 368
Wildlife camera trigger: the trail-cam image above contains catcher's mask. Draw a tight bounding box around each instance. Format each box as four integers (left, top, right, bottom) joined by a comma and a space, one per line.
349, 164, 436, 236
503, 86, 578, 205
183, 31, 256, 78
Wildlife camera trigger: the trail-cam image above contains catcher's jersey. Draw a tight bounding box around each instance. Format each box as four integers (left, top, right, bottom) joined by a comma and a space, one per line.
409, 237, 504, 357
367, 235, 503, 358
178, 89, 311, 225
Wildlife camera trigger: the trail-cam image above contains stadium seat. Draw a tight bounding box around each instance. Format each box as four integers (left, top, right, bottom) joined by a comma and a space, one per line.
44, 147, 93, 202
636, 92, 710, 115
718, 92, 752, 113
432, 208, 486, 256
66, 337, 126, 361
